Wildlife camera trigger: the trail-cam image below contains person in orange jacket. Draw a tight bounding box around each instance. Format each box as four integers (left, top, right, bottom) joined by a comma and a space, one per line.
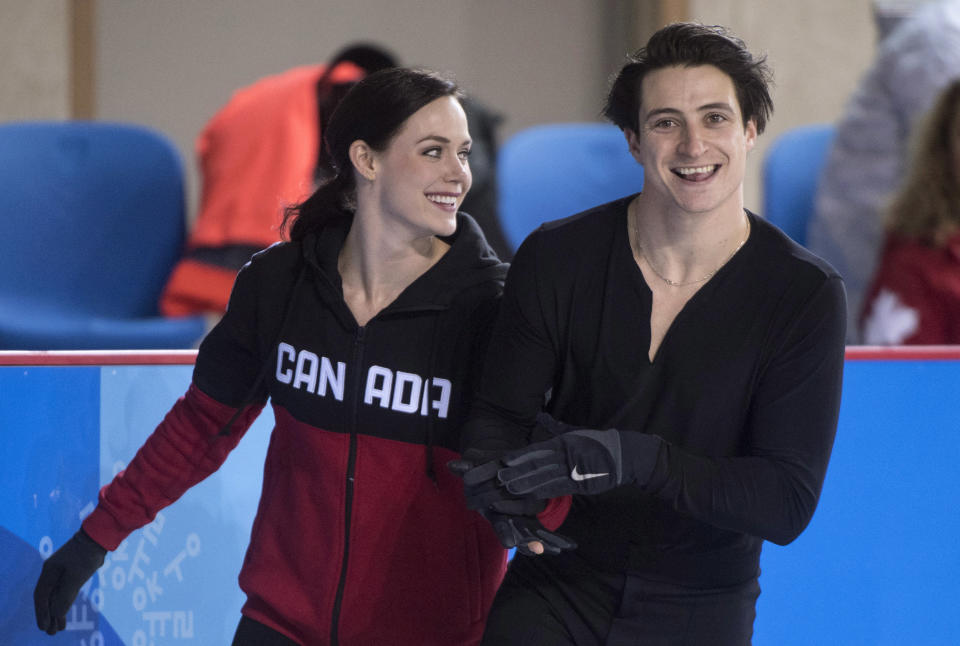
160, 44, 396, 320
161, 43, 511, 325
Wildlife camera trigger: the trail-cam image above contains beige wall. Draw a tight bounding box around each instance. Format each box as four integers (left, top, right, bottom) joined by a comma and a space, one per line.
93, 0, 625, 220
0, 1, 71, 121
687, 0, 878, 211
3, 1, 882, 219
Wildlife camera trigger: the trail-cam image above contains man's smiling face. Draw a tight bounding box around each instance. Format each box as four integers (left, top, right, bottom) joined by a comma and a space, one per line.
627, 64, 757, 218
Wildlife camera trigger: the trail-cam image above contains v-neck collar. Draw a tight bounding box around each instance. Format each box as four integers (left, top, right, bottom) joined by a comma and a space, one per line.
617, 200, 757, 364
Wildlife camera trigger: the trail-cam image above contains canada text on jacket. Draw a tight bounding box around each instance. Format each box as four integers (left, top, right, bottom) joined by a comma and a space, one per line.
275, 342, 451, 418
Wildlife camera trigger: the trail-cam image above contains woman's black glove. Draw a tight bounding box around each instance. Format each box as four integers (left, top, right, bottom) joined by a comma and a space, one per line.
484, 511, 577, 556
34, 529, 107, 635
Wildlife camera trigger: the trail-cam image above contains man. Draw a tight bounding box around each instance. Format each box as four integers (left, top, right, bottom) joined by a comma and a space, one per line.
455, 23, 846, 645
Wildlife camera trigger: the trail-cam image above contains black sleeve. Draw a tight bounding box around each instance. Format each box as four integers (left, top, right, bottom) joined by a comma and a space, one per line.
460, 291, 502, 408
192, 259, 269, 407
642, 275, 847, 545
461, 231, 559, 452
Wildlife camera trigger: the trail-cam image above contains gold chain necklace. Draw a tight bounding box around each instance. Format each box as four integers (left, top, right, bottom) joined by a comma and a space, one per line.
632, 208, 749, 288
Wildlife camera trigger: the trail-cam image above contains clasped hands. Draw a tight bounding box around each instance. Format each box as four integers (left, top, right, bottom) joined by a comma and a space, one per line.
449, 413, 643, 556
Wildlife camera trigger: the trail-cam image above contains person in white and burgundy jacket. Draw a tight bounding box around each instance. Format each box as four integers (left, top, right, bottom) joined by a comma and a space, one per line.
33, 67, 570, 646
861, 80, 960, 344
809, 0, 960, 342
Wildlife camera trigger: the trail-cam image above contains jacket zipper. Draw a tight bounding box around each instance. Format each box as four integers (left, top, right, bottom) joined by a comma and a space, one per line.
329, 324, 365, 646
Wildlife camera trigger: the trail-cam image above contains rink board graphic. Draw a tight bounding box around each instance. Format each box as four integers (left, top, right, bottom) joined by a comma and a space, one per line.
1, 349, 958, 645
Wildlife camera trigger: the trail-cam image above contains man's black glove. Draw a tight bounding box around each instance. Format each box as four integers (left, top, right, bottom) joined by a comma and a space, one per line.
34, 529, 107, 635
496, 413, 662, 499
448, 449, 577, 554
485, 511, 577, 556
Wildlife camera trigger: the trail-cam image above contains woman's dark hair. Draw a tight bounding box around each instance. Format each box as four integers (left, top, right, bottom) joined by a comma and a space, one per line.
886, 79, 960, 244
283, 67, 463, 241
603, 22, 774, 135
313, 43, 399, 183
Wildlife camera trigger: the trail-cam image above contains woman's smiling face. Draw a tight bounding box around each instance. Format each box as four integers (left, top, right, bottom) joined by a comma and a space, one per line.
366, 95, 472, 238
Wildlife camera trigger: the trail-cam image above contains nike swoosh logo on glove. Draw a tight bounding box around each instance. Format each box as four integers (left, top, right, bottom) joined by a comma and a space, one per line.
570, 466, 609, 481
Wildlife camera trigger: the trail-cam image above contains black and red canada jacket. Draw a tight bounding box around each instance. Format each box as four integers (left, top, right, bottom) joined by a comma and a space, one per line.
83, 213, 568, 645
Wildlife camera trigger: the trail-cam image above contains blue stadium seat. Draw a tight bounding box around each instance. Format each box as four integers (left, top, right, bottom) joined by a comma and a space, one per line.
497, 123, 644, 251
0, 121, 206, 349
762, 124, 835, 246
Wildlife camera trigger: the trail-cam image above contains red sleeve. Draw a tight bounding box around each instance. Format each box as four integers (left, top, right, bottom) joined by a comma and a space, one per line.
82, 383, 264, 550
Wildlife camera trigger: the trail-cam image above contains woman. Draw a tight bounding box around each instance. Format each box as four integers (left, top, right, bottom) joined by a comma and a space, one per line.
861, 79, 960, 344
34, 68, 511, 645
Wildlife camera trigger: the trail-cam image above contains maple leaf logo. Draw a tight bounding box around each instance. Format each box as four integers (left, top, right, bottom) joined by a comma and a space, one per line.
861, 289, 919, 344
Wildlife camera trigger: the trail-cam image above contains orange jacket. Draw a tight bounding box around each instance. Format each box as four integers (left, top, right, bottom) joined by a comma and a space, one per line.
160, 62, 364, 316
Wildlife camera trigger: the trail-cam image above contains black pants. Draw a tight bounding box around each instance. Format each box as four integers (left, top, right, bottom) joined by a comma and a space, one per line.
232, 616, 300, 646
481, 553, 760, 646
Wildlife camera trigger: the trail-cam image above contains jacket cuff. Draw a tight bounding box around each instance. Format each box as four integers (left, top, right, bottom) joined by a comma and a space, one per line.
620, 431, 664, 488
81, 506, 127, 552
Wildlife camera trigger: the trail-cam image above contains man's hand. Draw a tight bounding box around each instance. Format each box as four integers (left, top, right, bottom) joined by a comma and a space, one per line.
496, 414, 661, 499
34, 529, 107, 635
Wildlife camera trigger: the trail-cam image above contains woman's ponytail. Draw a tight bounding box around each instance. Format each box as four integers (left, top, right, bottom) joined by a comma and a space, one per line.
282, 171, 355, 242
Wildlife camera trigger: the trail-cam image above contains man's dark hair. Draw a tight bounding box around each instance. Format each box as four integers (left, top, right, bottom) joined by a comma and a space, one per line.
603, 22, 774, 135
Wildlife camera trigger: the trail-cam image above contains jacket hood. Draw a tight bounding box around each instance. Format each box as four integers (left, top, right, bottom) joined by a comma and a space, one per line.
302, 212, 509, 314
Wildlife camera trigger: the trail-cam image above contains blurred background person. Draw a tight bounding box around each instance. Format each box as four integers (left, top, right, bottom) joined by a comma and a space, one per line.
860, 80, 960, 344
159, 42, 510, 328
159, 43, 395, 322
807, 0, 960, 341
